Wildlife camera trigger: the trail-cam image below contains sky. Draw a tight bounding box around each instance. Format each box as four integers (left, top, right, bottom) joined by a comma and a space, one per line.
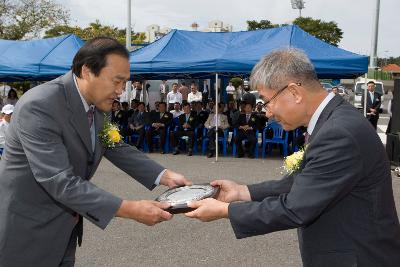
59, 0, 400, 57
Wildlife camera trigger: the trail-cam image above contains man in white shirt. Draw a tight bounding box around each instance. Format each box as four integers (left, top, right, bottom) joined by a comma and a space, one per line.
187, 82, 202, 103
166, 83, 182, 110
226, 81, 236, 102
0, 104, 13, 154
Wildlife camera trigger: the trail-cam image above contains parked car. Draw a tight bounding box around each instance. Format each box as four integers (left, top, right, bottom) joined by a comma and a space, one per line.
353, 80, 384, 109
321, 82, 333, 91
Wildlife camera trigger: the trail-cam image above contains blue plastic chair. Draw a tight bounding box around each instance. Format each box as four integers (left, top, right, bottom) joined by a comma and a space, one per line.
144, 125, 170, 153
261, 122, 288, 158
292, 128, 302, 152
169, 122, 199, 154
232, 128, 259, 158
201, 128, 228, 156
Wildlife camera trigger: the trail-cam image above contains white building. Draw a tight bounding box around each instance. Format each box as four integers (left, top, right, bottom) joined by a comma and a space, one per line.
143, 20, 232, 43
145, 24, 172, 43
204, 20, 233, 32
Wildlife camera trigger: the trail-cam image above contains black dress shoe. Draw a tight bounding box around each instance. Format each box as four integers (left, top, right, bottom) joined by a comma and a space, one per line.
187, 150, 193, 156
248, 154, 255, 159
207, 152, 214, 158
236, 153, 244, 158
160, 150, 165, 154
173, 149, 179, 155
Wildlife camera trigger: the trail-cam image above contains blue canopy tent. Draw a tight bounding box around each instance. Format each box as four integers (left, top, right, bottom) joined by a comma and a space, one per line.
130, 25, 368, 160
130, 25, 368, 80
0, 34, 83, 81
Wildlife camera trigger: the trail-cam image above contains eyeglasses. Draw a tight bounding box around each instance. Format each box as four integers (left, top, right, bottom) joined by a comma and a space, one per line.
263, 82, 301, 111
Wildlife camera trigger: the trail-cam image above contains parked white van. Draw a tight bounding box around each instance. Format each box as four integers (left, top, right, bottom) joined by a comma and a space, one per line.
353, 79, 384, 109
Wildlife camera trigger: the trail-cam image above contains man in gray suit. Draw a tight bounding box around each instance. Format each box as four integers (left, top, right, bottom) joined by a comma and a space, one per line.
186, 49, 400, 266
0, 37, 190, 266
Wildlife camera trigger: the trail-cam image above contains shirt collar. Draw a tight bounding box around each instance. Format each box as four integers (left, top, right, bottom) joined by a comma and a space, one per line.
73, 73, 93, 113
307, 92, 335, 135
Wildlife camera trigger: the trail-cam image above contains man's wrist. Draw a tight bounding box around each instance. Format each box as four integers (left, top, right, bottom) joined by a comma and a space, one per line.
238, 185, 251, 201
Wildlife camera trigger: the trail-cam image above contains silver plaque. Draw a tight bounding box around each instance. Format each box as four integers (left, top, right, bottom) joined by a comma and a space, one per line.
156, 184, 219, 213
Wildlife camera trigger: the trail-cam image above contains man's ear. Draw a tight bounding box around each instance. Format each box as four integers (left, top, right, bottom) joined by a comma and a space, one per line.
81, 65, 92, 80
288, 83, 303, 104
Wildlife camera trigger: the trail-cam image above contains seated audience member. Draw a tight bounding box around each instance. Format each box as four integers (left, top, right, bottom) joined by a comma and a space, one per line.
254, 101, 268, 131
146, 102, 172, 154
0, 104, 13, 155
111, 100, 122, 124
193, 101, 209, 128
225, 101, 240, 129
172, 102, 197, 156
171, 102, 184, 118
234, 102, 259, 158
126, 102, 147, 148
204, 103, 229, 157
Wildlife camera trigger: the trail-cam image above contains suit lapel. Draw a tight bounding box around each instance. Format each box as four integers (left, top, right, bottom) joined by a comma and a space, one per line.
62, 71, 93, 155
309, 95, 344, 143
88, 110, 105, 178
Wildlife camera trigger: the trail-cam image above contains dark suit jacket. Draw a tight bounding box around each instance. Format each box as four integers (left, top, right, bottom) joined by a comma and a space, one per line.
129, 111, 148, 127
361, 91, 382, 117
195, 110, 209, 126
228, 96, 400, 266
176, 112, 197, 131
149, 111, 172, 127
237, 113, 258, 131
0, 71, 165, 266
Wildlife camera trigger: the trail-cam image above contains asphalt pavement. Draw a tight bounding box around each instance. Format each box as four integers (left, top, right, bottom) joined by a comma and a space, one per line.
75, 152, 400, 267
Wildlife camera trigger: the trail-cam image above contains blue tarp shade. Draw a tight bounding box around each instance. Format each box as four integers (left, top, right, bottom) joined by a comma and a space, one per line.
0, 34, 83, 81
130, 25, 368, 79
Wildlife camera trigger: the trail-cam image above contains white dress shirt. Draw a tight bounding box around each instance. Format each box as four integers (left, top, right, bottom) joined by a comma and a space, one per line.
0, 119, 9, 148
307, 92, 335, 135
187, 91, 203, 103
167, 91, 183, 104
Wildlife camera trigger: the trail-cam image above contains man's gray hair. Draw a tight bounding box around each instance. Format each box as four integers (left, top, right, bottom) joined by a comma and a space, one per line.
250, 48, 318, 91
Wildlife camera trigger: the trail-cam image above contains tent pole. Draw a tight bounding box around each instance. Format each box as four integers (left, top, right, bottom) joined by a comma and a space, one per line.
363, 73, 368, 117
215, 73, 219, 162
126, 0, 132, 107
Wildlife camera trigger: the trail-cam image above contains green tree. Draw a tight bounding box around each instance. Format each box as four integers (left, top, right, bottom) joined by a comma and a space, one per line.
230, 77, 243, 88
247, 20, 281, 30
246, 17, 342, 46
293, 17, 342, 46
0, 0, 70, 40
45, 20, 146, 45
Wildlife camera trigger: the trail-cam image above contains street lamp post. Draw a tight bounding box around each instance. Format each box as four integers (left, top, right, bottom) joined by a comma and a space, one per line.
126, 0, 132, 106
291, 0, 305, 17
369, 0, 380, 69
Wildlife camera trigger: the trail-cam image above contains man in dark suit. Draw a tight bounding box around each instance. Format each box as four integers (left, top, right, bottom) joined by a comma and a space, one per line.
127, 101, 147, 148
185, 48, 400, 267
172, 102, 197, 156
0, 37, 190, 266
234, 102, 258, 158
361, 80, 382, 130
146, 102, 172, 154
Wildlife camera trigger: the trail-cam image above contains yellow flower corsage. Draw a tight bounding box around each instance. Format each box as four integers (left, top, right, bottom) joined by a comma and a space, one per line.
99, 115, 121, 148
283, 147, 306, 173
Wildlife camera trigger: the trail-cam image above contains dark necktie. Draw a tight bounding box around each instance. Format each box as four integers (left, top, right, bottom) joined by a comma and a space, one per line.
304, 131, 310, 145
87, 107, 94, 128
246, 114, 250, 123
